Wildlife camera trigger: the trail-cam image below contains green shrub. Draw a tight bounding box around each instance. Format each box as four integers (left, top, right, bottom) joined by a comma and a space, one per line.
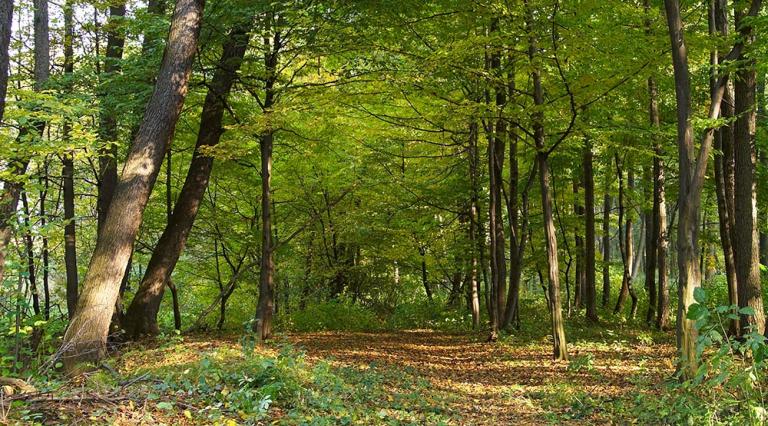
283, 300, 384, 332
635, 288, 768, 425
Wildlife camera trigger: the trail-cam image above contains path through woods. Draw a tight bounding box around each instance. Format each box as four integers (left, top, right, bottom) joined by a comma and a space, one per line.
291, 330, 674, 424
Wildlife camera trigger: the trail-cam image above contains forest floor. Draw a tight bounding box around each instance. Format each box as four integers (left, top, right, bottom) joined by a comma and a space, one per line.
4, 327, 675, 425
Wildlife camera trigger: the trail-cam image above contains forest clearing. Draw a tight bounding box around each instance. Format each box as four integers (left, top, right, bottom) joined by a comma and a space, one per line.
2, 0, 768, 424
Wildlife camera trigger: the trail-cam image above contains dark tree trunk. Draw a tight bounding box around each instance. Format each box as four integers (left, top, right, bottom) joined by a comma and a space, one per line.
583, 142, 598, 322
648, 72, 670, 330
40, 162, 50, 319
644, 164, 656, 325
63, 0, 78, 320
662, 0, 758, 377
613, 156, 631, 315
123, 24, 250, 338
0, 0, 12, 123
60, 0, 204, 371
96, 2, 126, 235
733, 7, 765, 335
602, 191, 611, 306
573, 179, 584, 311
21, 192, 40, 316
420, 248, 432, 302
254, 24, 281, 341
711, 0, 738, 334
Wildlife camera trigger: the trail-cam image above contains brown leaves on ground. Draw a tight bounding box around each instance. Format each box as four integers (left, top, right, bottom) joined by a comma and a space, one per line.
290, 329, 675, 425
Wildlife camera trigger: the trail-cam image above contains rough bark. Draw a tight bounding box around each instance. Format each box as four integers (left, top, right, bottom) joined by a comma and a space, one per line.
123, 24, 251, 338
662, 0, 759, 377
60, 0, 204, 371
733, 7, 764, 335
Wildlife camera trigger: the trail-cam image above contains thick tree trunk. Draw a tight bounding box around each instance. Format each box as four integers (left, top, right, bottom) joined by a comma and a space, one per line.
123, 24, 250, 338
733, 8, 764, 335
60, 0, 204, 371
583, 143, 598, 322
662, 0, 755, 377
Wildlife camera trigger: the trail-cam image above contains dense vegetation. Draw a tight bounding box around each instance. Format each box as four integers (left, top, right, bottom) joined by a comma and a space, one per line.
1, 0, 768, 423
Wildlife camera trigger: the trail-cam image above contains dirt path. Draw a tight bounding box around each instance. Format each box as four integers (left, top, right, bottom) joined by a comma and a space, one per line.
290, 329, 674, 424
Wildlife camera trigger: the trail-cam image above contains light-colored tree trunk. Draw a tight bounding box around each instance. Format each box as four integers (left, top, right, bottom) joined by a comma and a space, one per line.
60, 0, 204, 371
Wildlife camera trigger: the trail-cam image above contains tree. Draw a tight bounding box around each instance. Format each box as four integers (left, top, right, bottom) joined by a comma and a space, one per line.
123, 21, 252, 338
60, 0, 205, 370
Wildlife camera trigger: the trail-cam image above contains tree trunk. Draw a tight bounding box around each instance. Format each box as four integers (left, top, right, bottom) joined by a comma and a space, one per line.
602, 191, 611, 306
254, 24, 281, 341
614, 156, 631, 315
710, 0, 738, 334
40, 162, 50, 319
62, 0, 78, 320
60, 0, 204, 371
0, 0, 12, 123
21, 192, 40, 316
583, 142, 598, 322
468, 122, 481, 328
733, 11, 765, 334
528, 3, 567, 359
420, 248, 432, 302
662, 0, 754, 378
96, 2, 126, 235
573, 179, 584, 311
123, 23, 250, 338
733, 7, 764, 335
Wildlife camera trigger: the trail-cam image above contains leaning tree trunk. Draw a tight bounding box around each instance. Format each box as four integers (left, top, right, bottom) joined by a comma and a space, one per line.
123, 24, 250, 339
60, 0, 204, 371
733, 8, 765, 335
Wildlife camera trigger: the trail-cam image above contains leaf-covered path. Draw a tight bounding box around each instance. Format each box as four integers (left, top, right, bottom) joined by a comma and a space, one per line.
290, 329, 674, 424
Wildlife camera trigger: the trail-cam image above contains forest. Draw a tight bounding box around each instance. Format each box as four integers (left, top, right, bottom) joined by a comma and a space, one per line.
1, 0, 768, 423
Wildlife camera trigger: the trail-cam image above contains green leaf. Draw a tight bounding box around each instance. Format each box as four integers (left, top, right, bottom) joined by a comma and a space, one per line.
156, 402, 174, 410
693, 287, 707, 304
739, 306, 756, 316
686, 304, 707, 321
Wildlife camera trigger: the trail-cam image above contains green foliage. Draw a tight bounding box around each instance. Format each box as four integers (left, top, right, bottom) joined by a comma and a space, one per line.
635, 289, 768, 424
